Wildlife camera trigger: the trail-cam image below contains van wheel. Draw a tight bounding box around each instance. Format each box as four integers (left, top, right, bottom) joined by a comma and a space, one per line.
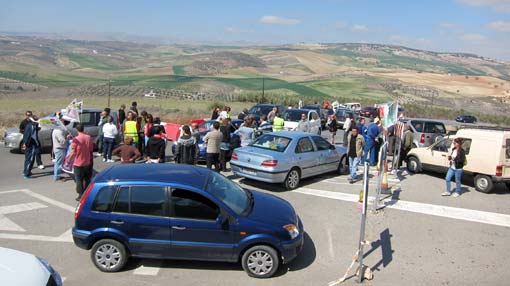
474, 174, 494, 193
241, 245, 279, 278
406, 157, 422, 173
91, 239, 128, 272
283, 168, 300, 190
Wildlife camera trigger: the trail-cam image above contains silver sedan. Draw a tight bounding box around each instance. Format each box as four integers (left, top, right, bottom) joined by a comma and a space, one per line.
231, 131, 347, 190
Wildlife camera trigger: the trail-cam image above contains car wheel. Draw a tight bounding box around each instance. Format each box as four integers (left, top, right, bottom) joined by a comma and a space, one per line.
474, 174, 494, 193
406, 156, 422, 173
241, 245, 280, 278
283, 168, 300, 190
91, 239, 128, 272
337, 155, 348, 175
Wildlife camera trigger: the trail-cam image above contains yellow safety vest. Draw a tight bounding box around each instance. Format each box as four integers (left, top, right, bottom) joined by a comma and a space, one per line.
272, 117, 284, 132
124, 121, 139, 143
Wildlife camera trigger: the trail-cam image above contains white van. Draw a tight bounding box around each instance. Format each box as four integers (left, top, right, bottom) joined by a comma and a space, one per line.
406, 127, 510, 193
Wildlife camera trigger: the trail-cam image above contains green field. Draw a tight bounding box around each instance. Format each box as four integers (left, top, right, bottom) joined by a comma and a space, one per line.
65, 53, 125, 71
172, 65, 186, 75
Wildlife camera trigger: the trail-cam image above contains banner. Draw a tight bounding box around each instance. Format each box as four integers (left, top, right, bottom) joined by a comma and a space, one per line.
378, 101, 399, 127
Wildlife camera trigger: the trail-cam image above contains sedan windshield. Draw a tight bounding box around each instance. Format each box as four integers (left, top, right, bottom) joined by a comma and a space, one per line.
207, 172, 249, 215
252, 134, 291, 152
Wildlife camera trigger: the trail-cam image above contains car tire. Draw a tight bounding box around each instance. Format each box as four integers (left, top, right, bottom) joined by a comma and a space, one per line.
406, 156, 422, 173
241, 245, 280, 278
474, 174, 494, 193
337, 155, 348, 175
283, 168, 300, 190
91, 239, 128, 273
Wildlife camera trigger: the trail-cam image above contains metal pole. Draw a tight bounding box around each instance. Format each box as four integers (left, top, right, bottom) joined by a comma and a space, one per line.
373, 141, 388, 211
358, 160, 370, 283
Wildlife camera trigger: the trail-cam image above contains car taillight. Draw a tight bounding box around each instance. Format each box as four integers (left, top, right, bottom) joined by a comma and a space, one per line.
74, 183, 94, 219
496, 165, 503, 177
420, 134, 425, 144
261, 160, 278, 167
231, 152, 238, 161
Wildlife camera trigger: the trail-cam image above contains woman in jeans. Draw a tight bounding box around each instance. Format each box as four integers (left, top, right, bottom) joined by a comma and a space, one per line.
102, 116, 118, 163
442, 137, 466, 197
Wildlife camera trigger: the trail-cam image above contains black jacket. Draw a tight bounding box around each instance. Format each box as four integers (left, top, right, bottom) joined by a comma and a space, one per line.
175, 135, 196, 165
451, 148, 466, 169
145, 137, 166, 161
22, 123, 39, 148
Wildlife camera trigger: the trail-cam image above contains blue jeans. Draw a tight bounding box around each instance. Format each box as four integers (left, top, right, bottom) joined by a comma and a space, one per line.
349, 156, 360, 180
446, 167, 463, 194
103, 137, 114, 160
53, 148, 65, 180
364, 139, 377, 166
23, 145, 36, 176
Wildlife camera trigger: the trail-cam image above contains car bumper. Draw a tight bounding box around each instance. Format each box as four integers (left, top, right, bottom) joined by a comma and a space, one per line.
72, 228, 91, 250
230, 162, 288, 183
280, 218, 305, 263
492, 176, 510, 183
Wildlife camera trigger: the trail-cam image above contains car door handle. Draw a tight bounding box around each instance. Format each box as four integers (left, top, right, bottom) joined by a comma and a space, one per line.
172, 226, 186, 230
441, 154, 447, 157
110, 220, 124, 225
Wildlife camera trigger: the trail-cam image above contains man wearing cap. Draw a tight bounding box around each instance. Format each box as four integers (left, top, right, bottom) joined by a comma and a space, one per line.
364, 117, 381, 166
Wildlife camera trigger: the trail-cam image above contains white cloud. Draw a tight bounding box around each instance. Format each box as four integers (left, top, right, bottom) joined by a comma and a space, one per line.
351, 25, 368, 31
486, 20, 510, 31
259, 15, 300, 26
460, 33, 488, 43
334, 21, 347, 29
457, 0, 510, 13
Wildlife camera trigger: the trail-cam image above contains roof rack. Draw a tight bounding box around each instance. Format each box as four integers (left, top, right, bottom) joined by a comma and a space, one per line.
458, 125, 510, 131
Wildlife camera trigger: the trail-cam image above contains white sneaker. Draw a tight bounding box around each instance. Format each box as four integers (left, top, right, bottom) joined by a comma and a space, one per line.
38, 165, 45, 169
107, 159, 115, 163
441, 192, 451, 196
452, 193, 460, 198
102, 158, 107, 162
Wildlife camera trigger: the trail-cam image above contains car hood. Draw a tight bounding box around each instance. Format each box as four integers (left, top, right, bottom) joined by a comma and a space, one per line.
246, 190, 296, 225
0, 247, 49, 285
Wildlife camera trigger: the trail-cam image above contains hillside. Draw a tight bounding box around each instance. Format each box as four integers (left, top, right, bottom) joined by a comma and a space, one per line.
1, 35, 509, 118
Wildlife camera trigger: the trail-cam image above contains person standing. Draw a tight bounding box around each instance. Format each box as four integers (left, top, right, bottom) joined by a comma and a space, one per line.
296, 113, 310, 133
219, 118, 232, 171
174, 125, 197, 165
442, 138, 466, 198
364, 118, 381, 166
342, 114, 352, 147
272, 113, 284, 132
267, 107, 277, 124
203, 121, 222, 171
145, 126, 166, 163
21, 117, 39, 179
235, 118, 254, 147
129, 101, 138, 116
238, 108, 248, 120
328, 114, 338, 145
112, 137, 141, 163
257, 115, 272, 133
51, 118, 69, 181
347, 127, 365, 184
123, 111, 138, 147
211, 106, 220, 120
398, 124, 414, 169
102, 115, 118, 163
65, 123, 94, 201
97, 110, 108, 155
19, 110, 33, 134
118, 104, 126, 125
357, 117, 368, 142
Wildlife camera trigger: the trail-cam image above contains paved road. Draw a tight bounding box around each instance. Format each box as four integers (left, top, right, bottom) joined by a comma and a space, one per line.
1, 140, 510, 286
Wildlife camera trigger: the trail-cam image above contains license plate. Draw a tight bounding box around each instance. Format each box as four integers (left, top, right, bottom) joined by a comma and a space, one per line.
243, 168, 257, 176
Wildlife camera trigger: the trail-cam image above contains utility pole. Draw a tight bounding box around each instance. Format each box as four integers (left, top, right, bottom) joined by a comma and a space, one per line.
107, 79, 111, 108
261, 77, 265, 103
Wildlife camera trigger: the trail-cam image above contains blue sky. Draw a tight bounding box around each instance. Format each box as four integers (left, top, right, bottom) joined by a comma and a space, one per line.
1, 0, 509, 60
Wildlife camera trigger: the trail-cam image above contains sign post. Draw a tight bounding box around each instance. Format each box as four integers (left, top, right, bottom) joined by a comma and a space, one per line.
357, 160, 370, 283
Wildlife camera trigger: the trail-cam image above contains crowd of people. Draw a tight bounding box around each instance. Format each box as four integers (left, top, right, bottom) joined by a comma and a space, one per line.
19, 101, 466, 200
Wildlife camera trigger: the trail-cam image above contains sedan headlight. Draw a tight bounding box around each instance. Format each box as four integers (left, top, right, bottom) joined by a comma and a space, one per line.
283, 224, 300, 240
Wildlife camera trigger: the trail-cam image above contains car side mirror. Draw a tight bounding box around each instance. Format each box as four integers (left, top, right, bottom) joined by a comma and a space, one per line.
330, 144, 336, 150
217, 214, 229, 227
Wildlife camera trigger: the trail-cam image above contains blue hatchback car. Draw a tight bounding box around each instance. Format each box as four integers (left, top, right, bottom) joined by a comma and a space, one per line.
72, 164, 304, 278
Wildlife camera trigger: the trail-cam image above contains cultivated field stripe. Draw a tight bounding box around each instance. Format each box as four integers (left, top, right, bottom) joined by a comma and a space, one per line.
294, 188, 510, 228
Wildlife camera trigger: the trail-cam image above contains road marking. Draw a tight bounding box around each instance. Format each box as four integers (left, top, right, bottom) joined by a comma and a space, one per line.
294, 188, 510, 228
326, 227, 335, 258
22, 189, 76, 212
133, 261, 162, 276
0, 202, 48, 231
0, 231, 73, 242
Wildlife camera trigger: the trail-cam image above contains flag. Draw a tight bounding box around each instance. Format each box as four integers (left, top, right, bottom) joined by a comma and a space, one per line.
380, 101, 399, 127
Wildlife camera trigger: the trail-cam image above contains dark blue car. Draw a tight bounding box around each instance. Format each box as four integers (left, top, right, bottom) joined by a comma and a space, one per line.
72, 164, 304, 278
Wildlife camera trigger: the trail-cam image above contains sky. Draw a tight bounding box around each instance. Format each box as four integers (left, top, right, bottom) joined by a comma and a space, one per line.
1, 0, 510, 60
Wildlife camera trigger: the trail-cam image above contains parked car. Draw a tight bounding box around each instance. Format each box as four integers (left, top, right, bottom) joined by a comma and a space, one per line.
344, 102, 361, 114
335, 108, 356, 129
400, 118, 447, 148
406, 127, 510, 193
230, 132, 348, 190
455, 115, 477, 123
72, 164, 304, 278
247, 104, 285, 122
172, 119, 242, 162
0, 247, 63, 286
301, 104, 334, 130
359, 106, 379, 118
281, 109, 321, 134
4, 108, 118, 153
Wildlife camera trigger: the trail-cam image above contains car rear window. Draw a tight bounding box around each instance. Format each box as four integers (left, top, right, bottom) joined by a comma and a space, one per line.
91, 186, 116, 212
282, 110, 304, 122
252, 134, 291, 152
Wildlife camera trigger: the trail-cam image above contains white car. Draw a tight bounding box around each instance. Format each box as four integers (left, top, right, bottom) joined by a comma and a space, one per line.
0, 247, 63, 286
281, 109, 321, 134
